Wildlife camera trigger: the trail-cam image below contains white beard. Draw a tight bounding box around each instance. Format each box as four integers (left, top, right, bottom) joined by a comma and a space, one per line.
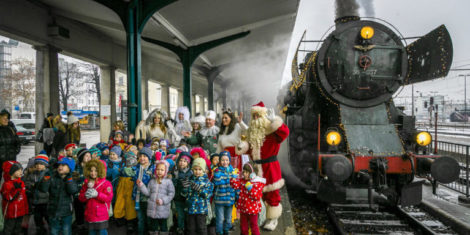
247, 116, 270, 149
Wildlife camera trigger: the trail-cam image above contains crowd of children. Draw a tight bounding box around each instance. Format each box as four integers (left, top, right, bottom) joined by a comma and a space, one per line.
0, 124, 266, 235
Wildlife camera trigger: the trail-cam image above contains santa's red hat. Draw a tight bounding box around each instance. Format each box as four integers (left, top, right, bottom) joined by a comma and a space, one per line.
251, 101, 267, 115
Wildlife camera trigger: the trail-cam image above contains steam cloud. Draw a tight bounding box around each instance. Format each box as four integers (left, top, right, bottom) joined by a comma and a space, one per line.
335, 0, 360, 19
220, 32, 292, 110
357, 0, 375, 17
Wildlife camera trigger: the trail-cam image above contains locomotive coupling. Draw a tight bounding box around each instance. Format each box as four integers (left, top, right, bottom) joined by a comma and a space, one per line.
323, 155, 353, 182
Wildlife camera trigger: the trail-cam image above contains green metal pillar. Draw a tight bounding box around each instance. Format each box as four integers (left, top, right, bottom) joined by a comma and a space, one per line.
94, 0, 176, 133
142, 31, 249, 112
208, 79, 215, 110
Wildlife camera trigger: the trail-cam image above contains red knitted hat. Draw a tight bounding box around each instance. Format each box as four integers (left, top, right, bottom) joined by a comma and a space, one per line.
65, 143, 77, 150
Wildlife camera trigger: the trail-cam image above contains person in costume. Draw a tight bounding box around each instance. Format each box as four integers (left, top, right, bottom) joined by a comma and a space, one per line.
241, 101, 289, 231
216, 109, 248, 172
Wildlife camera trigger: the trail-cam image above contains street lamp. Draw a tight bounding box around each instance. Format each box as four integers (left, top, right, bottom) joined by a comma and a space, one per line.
459, 74, 470, 122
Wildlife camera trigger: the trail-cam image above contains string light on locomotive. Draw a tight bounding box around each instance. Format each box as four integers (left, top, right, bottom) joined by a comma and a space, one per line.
326, 130, 342, 146
416, 131, 432, 146
360, 26, 374, 39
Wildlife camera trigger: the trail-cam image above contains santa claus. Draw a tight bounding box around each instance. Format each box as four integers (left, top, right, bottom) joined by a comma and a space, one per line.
242, 101, 289, 231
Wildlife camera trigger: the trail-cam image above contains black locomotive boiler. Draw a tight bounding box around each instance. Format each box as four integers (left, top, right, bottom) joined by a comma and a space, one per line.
278, 16, 460, 206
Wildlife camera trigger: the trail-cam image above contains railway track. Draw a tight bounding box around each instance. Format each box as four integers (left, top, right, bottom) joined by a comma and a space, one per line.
327, 203, 457, 234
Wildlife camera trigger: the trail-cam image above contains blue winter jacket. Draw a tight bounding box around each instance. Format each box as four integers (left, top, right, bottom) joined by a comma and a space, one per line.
132, 163, 155, 202
212, 165, 236, 206
183, 174, 213, 215
106, 158, 123, 186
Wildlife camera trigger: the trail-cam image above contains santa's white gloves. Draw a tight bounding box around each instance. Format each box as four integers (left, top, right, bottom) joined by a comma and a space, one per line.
85, 188, 98, 199
266, 108, 275, 122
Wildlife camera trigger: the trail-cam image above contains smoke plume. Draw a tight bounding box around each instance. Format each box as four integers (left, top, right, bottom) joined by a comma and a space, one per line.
357, 0, 375, 17
335, 0, 360, 19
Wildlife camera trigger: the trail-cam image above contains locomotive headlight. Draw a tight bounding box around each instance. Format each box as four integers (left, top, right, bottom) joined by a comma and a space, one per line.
416, 131, 432, 146
360, 26, 374, 39
326, 131, 342, 146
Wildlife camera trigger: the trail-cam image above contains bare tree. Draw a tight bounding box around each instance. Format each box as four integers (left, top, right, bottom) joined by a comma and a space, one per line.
0, 58, 35, 111
83, 63, 100, 103
59, 59, 83, 111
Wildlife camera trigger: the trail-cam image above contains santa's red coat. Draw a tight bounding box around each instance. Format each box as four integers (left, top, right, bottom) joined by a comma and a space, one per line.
249, 116, 289, 193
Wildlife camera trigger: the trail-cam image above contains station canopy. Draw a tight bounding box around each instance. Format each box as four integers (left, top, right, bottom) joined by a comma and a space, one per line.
39, 0, 299, 100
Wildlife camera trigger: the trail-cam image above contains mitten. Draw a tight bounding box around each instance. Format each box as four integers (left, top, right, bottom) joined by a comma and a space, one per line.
181, 179, 191, 188
191, 182, 202, 192
123, 167, 135, 177
86, 188, 98, 199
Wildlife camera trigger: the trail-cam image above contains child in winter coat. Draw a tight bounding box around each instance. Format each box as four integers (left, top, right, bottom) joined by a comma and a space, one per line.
114, 151, 138, 233
107, 146, 124, 204
182, 158, 214, 235
74, 148, 92, 230
1, 161, 28, 235
110, 130, 127, 150
137, 160, 175, 234
78, 159, 113, 234
230, 162, 265, 235
89, 146, 102, 160
212, 151, 237, 235
96, 142, 110, 161
24, 155, 50, 235
172, 152, 193, 235
190, 147, 212, 178
132, 147, 156, 235
64, 143, 77, 158
39, 157, 78, 235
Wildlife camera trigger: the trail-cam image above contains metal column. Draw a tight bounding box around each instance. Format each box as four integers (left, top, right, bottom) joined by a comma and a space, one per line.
142, 31, 249, 112
94, 0, 176, 133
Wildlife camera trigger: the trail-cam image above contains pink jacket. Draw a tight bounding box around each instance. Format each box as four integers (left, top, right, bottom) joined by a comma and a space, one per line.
78, 178, 113, 223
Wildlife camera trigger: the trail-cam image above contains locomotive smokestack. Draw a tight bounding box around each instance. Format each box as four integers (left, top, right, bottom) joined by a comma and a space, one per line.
335, 0, 360, 24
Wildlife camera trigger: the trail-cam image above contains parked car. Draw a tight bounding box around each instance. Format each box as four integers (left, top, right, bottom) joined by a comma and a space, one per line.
16, 123, 35, 144
19, 112, 35, 120
11, 119, 36, 144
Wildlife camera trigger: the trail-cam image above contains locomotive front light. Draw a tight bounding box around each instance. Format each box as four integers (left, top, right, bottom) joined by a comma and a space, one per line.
326, 131, 342, 146
360, 26, 374, 39
416, 131, 432, 146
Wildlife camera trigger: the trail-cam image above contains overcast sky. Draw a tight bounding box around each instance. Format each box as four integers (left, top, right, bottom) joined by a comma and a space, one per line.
282, 0, 470, 102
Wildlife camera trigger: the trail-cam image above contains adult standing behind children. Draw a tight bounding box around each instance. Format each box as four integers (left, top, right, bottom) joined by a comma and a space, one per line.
216, 110, 248, 172
38, 112, 55, 155
0, 109, 21, 176
78, 159, 113, 235
52, 115, 67, 156
67, 115, 81, 146
242, 101, 289, 231
184, 110, 219, 154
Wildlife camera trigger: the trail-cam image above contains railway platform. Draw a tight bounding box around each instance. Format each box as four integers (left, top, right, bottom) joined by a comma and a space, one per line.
422, 182, 470, 234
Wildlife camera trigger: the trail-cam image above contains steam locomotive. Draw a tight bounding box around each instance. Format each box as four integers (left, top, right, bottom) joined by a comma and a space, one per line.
278, 16, 460, 206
